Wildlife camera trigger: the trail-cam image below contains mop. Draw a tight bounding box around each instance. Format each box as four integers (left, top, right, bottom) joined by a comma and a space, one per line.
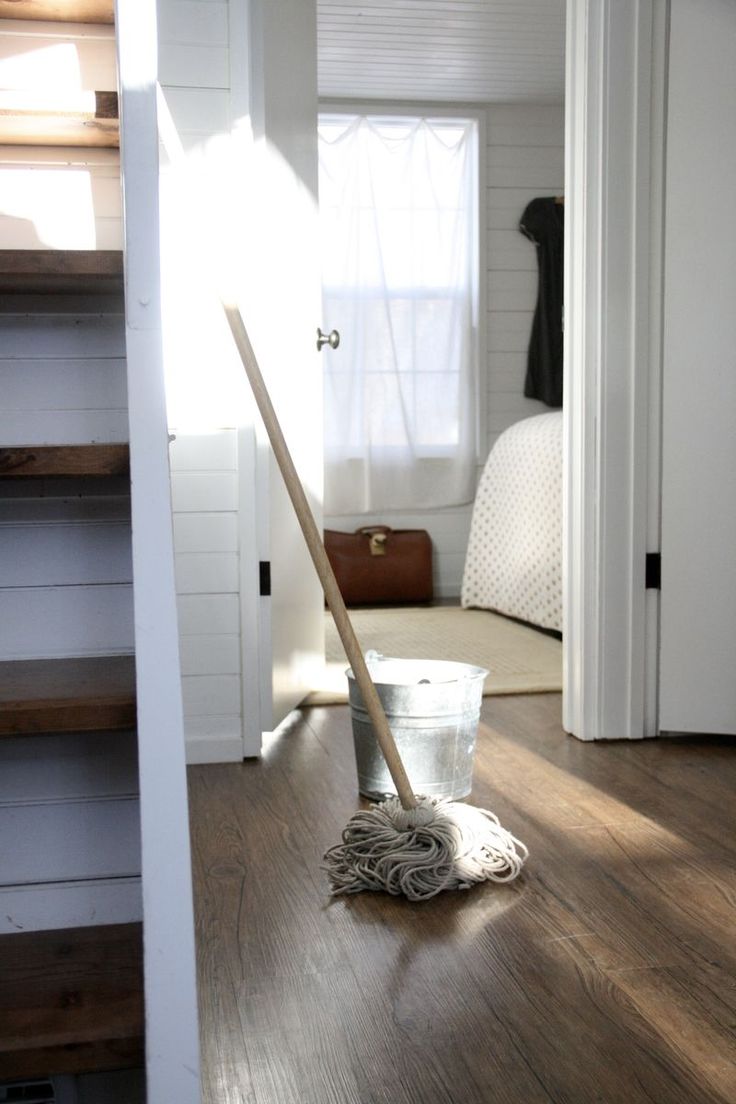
223, 304, 528, 902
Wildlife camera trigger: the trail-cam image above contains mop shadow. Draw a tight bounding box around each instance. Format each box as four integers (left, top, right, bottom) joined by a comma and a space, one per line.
332, 869, 527, 946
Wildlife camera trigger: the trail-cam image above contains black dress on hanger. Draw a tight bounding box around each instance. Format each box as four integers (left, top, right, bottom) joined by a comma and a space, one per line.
519, 196, 564, 408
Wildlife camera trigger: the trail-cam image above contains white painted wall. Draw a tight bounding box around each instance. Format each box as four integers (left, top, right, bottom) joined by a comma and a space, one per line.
325, 102, 564, 598
156, 0, 253, 764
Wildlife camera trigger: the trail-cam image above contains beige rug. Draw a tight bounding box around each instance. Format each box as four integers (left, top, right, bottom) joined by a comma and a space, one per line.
304, 605, 562, 705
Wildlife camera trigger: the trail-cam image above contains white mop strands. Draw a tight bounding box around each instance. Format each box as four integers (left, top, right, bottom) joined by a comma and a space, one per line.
323, 794, 529, 902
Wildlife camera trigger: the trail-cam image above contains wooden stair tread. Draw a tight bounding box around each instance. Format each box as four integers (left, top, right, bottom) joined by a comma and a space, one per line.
0, 923, 143, 1079
0, 250, 123, 293
0, 444, 129, 478
0, 655, 136, 735
0, 0, 114, 22
0, 90, 119, 148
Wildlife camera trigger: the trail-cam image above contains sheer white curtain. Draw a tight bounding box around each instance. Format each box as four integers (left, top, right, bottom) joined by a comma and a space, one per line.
319, 113, 479, 514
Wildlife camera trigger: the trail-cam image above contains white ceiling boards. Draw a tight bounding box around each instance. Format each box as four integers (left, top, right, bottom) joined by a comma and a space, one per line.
317, 0, 566, 103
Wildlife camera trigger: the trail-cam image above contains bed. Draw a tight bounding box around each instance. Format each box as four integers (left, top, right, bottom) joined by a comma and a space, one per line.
461, 411, 562, 633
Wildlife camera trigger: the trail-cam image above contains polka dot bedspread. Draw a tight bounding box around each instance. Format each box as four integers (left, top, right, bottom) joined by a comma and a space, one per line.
461, 412, 562, 633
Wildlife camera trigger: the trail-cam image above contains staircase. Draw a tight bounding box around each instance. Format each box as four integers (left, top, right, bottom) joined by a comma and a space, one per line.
0, 3, 198, 1098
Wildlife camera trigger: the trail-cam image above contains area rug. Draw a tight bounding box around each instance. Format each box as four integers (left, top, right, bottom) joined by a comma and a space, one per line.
303, 605, 562, 705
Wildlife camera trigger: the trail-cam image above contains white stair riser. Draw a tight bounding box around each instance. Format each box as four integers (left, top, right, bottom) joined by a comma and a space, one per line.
0, 520, 132, 587
0, 796, 140, 884
0, 878, 142, 935
0, 584, 134, 659
0, 23, 116, 91
0, 730, 138, 804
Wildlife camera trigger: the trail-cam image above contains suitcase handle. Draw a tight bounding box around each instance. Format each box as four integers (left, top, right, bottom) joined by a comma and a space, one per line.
356, 525, 390, 556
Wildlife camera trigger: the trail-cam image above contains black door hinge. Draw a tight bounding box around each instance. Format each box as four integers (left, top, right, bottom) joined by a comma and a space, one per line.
259, 561, 271, 597
645, 552, 661, 590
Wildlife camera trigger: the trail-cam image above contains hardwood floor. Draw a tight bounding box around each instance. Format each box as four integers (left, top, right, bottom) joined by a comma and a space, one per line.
188, 694, 736, 1104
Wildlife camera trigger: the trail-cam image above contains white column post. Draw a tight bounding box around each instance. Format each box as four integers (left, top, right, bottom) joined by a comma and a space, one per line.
563, 0, 666, 740
115, 0, 201, 1098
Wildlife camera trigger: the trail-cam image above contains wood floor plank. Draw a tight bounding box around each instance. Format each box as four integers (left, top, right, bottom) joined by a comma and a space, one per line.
188, 694, 736, 1104
0, 922, 144, 1079
0, 654, 136, 735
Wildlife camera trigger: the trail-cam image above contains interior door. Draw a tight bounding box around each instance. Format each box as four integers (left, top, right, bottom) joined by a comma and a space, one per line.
246, 0, 325, 733
659, 0, 736, 734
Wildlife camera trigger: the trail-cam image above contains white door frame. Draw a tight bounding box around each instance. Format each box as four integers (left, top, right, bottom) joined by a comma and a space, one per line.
233, 0, 670, 747
563, 0, 668, 741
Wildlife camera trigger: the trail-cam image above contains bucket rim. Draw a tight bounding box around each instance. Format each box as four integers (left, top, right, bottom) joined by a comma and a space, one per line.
346, 652, 489, 687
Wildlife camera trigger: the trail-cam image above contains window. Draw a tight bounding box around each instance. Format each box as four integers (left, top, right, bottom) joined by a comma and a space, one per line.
319, 112, 480, 514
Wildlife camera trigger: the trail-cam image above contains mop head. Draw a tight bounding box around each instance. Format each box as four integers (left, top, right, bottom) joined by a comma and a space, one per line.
323, 795, 528, 902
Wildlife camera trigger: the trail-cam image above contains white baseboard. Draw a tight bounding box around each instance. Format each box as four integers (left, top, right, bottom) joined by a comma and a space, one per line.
185, 733, 244, 764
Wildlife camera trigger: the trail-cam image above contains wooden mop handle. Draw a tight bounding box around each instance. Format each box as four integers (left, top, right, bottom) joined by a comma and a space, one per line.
223, 304, 418, 812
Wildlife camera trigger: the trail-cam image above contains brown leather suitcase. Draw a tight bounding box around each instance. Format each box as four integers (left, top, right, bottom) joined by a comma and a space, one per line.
324, 526, 433, 606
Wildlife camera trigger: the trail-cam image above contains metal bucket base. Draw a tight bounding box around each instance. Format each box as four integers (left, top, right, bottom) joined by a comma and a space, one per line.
352, 718, 477, 800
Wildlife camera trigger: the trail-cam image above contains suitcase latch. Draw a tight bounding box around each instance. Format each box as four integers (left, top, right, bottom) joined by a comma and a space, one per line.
369, 532, 388, 556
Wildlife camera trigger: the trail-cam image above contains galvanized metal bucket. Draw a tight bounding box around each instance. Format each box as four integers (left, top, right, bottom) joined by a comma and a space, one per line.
347, 651, 489, 800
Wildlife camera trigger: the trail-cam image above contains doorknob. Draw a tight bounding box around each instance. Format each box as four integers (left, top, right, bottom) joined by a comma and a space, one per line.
317, 327, 340, 351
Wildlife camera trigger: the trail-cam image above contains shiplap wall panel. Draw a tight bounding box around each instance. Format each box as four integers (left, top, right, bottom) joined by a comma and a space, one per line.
168, 423, 242, 760
179, 633, 240, 676
181, 674, 241, 716
174, 552, 239, 593
326, 102, 564, 597
170, 471, 239, 512
173, 512, 237, 552
159, 46, 229, 89
486, 235, 536, 271
177, 593, 240, 635
158, 1, 229, 45
484, 103, 564, 452
169, 431, 237, 469
162, 88, 230, 141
